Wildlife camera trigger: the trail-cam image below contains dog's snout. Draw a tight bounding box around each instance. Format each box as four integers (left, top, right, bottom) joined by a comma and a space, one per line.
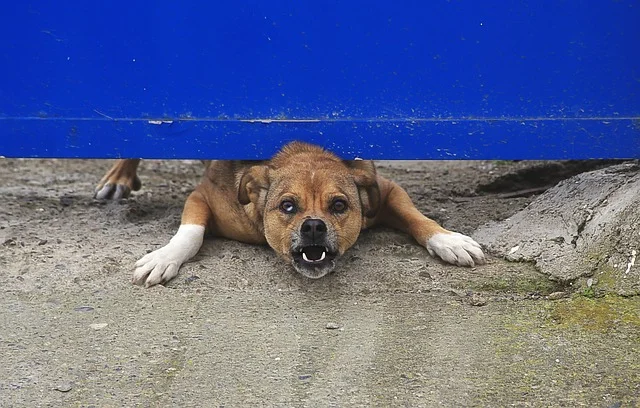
301, 218, 327, 242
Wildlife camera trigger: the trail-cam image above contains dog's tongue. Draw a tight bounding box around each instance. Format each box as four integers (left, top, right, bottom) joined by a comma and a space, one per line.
302, 246, 326, 262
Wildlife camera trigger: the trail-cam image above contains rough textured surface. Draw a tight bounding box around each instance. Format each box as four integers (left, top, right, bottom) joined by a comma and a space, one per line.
1, 158, 638, 407
475, 162, 640, 296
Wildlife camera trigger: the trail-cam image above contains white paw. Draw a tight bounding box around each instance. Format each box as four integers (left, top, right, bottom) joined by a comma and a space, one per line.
132, 225, 205, 287
426, 232, 485, 267
133, 246, 184, 287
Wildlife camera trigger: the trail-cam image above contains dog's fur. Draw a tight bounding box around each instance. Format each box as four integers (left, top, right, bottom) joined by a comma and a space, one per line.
122, 142, 485, 287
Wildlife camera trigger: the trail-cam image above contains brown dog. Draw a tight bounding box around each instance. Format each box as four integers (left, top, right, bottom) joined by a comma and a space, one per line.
131, 142, 485, 287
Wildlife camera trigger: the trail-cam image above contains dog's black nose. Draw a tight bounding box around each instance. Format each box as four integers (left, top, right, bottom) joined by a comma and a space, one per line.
301, 218, 327, 242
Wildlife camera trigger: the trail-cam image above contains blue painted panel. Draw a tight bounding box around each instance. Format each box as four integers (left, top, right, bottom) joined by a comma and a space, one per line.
3, 118, 637, 160
1, 1, 639, 159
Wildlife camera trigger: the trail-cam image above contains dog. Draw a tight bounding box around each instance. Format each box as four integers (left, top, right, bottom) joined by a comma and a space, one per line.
129, 142, 485, 287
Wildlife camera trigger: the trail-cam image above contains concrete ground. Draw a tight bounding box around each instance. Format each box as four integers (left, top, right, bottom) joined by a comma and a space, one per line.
0, 158, 638, 407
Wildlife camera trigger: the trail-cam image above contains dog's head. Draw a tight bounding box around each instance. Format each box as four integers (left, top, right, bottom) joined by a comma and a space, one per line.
238, 143, 379, 278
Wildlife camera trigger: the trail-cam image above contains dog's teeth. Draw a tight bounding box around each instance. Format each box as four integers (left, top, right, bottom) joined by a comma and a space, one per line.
302, 252, 310, 262
319, 251, 326, 261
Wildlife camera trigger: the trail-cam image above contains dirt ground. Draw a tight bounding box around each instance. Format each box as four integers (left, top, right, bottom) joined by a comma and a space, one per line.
1, 157, 638, 407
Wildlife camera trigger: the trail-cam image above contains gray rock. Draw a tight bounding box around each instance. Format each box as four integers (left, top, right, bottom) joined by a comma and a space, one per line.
547, 291, 566, 300
469, 293, 487, 306
475, 163, 640, 296
54, 382, 73, 393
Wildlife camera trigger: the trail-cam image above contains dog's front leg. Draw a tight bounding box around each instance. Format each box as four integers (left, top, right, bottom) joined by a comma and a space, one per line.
132, 190, 210, 287
375, 177, 485, 267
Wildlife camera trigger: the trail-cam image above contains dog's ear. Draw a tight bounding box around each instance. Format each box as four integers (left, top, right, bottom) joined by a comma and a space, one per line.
238, 165, 270, 206
345, 160, 380, 218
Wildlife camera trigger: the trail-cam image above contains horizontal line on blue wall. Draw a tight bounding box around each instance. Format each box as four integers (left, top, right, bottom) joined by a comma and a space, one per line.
1, 116, 638, 122
2, 116, 638, 160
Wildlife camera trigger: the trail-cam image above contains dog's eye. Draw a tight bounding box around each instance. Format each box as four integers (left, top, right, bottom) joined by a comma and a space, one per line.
331, 199, 348, 213
280, 200, 297, 214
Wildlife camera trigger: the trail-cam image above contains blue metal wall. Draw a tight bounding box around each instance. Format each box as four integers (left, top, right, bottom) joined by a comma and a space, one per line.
1, 1, 639, 159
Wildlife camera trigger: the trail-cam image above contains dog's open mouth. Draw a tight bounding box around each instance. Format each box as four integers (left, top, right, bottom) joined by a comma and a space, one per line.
291, 245, 338, 278
293, 245, 337, 264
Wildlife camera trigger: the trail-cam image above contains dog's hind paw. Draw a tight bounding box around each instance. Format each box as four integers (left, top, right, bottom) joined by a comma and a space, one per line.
95, 181, 140, 200
426, 232, 485, 267
94, 159, 141, 200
